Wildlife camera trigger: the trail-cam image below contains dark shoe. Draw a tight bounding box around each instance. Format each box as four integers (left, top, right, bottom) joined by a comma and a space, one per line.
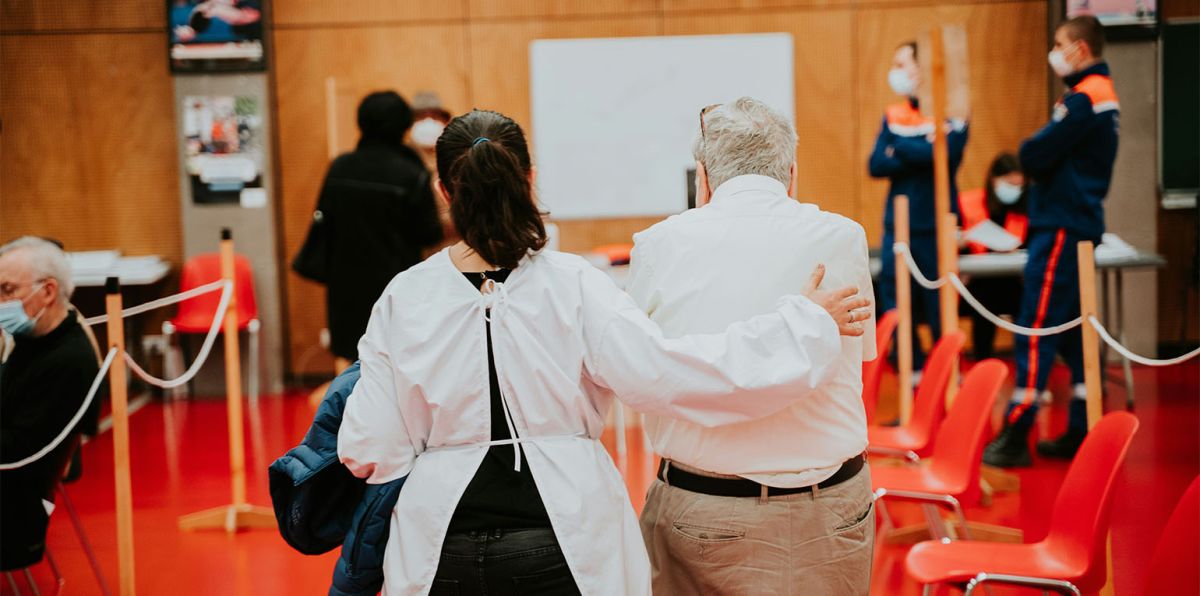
1036, 428, 1087, 460
983, 423, 1033, 468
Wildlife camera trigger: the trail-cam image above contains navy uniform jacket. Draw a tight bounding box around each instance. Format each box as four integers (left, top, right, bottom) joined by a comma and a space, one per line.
869, 98, 969, 234
1019, 62, 1119, 242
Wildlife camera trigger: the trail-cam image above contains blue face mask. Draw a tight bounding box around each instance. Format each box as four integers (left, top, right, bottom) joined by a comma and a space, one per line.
0, 282, 46, 337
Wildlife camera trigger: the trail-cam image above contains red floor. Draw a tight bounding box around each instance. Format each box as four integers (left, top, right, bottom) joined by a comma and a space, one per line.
9, 361, 1198, 595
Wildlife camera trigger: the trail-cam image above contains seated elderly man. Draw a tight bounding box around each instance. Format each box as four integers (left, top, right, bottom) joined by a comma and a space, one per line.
632, 97, 877, 595
0, 236, 100, 570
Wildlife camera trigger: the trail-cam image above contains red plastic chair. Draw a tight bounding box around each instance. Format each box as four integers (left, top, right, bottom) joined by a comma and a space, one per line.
161, 253, 261, 400
905, 412, 1140, 595
871, 360, 1007, 540
1145, 476, 1200, 596
861, 309, 900, 425
867, 331, 966, 462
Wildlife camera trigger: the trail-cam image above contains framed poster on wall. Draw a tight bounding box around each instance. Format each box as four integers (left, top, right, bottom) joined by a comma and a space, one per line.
168, 0, 266, 73
1066, 0, 1158, 38
182, 95, 266, 206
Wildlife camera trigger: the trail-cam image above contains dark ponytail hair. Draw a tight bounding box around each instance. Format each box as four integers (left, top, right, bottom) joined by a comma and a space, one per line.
984, 151, 1026, 221
436, 110, 546, 269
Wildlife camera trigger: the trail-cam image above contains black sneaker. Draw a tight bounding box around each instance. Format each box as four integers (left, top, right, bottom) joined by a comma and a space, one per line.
1036, 428, 1087, 460
983, 423, 1033, 468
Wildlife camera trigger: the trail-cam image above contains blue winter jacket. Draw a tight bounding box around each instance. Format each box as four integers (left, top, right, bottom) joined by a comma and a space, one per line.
268, 362, 405, 596
1019, 61, 1119, 242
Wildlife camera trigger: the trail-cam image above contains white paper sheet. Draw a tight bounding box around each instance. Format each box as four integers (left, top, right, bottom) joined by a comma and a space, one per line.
963, 219, 1022, 252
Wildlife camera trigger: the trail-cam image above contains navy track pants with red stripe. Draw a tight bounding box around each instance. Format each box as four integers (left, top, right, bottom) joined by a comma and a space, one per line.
1013, 229, 1095, 403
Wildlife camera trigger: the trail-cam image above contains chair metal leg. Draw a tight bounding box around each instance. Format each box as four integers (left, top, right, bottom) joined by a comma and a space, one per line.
948, 496, 973, 541
964, 573, 1081, 596
6, 571, 21, 595
43, 550, 63, 595
247, 319, 261, 404
21, 568, 39, 596
57, 484, 112, 596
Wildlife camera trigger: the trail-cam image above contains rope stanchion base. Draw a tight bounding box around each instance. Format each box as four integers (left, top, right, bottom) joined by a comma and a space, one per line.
178, 504, 275, 534
883, 521, 1024, 546
981, 464, 1021, 497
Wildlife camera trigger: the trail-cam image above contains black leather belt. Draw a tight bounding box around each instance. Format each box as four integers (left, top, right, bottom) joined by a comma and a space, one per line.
657, 454, 865, 498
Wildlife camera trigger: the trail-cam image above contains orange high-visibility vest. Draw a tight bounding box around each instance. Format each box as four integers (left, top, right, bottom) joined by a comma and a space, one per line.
959, 188, 1028, 254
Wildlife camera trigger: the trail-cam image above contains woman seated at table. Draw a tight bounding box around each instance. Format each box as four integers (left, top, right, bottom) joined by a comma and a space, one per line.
959, 152, 1028, 360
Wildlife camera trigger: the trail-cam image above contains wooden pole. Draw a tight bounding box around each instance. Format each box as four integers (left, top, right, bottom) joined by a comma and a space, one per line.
325, 77, 339, 160
929, 28, 956, 334
1077, 241, 1115, 596
219, 229, 248, 507
1079, 242, 1104, 429
105, 277, 137, 596
942, 213, 960, 404
895, 196, 915, 425
178, 230, 274, 532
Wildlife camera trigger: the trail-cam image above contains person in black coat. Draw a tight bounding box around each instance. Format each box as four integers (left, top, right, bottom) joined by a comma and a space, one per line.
0, 237, 101, 570
314, 91, 443, 362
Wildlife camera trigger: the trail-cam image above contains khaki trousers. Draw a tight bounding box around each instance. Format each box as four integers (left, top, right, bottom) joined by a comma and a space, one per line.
638, 464, 874, 595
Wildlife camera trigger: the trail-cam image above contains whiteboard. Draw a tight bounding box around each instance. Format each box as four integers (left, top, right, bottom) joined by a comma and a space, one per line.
530, 34, 794, 220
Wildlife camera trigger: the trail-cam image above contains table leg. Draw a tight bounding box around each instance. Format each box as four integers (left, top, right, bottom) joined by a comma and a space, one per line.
1116, 270, 1135, 410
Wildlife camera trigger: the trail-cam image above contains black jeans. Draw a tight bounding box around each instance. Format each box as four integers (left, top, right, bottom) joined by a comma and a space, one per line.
430, 528, 580, 596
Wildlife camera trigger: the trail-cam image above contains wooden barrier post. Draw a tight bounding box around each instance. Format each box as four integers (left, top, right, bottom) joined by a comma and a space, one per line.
922, 25, 965, 406
941, 213, 960, 404
179, 229, 274, 533
895, 196, 915, 424
325, 76, 339, 160
105, 278, 137, 595
1077, 241, 1115, 596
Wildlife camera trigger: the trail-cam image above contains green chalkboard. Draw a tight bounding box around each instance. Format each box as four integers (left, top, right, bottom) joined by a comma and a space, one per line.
1162, 21, 1199, 193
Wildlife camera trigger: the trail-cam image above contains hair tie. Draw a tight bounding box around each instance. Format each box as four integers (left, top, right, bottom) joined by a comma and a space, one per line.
472, 137, 490, 147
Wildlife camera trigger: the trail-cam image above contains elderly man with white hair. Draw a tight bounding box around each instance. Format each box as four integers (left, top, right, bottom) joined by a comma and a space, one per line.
0, 236, 101, 571
631, 97, 877, 595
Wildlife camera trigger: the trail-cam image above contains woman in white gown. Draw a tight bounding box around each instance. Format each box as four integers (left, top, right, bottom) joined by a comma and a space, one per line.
338, 109, 871, 595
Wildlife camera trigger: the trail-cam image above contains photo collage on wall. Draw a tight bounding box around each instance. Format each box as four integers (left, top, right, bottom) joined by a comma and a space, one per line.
182, 95, 266, 207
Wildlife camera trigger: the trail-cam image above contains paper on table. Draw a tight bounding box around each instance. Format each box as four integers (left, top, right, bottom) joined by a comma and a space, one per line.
963, 219, 1022, 252
1095, 233, 1138, 259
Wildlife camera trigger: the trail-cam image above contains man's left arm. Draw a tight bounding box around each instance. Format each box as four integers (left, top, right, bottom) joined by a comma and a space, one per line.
1, 360, 94, 462
1019, 93, 1094, 177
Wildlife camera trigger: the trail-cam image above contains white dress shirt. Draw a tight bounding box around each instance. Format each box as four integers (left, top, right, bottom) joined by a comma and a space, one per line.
628, 174, 877, 488
338, 247, 842, 594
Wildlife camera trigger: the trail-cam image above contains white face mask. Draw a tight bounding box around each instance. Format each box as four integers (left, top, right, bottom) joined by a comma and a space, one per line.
1048, 43, 1076, 77
994, 180, 1023, 205
410, 118, 445, 149
888, 68, 916, 97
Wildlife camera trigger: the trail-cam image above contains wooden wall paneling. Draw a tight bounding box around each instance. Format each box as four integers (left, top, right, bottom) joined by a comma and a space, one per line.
0, 33, 181, 262
273, 0, 465, 28
854, 1, 1047, 245
662, 0, 852, 12
663, 8, 858, 223
273, 24, 471, 374
0, 0, 164, 32
552, 217, 665, 253
468, 0, 658, 20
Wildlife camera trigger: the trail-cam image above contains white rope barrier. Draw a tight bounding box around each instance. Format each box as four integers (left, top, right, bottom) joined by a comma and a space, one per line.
949, 274, 1084, 337
0, 348, 118, 470
893, 243, 950, 290
83, 280, 227, 326
893, 243, 1083, 337
1089, 316, 1200, 367
122, 280, 232, 389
